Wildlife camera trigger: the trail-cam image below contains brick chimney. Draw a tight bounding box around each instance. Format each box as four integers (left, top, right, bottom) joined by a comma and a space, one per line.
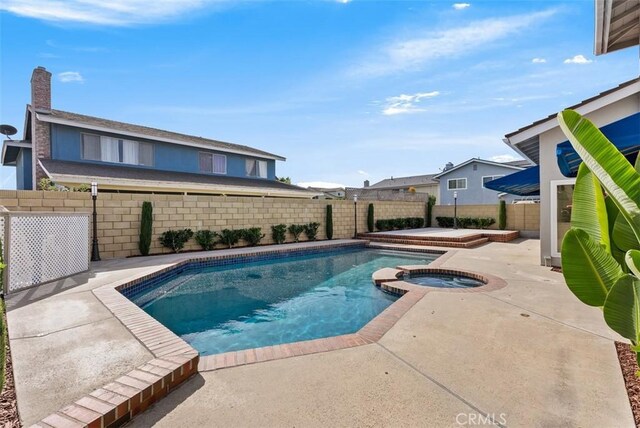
364, 180, 370, 187
31, 66, 52, 189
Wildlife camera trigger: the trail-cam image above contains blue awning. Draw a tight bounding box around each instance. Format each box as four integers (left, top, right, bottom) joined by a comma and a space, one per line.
556, 112, 640, 177
484, 166, 540, 196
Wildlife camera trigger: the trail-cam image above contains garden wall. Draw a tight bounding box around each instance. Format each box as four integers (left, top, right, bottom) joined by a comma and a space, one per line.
0, 190, 425, 260
432, 203, 540, 235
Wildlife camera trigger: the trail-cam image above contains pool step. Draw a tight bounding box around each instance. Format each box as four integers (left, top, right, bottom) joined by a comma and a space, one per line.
361, 235, 490, 248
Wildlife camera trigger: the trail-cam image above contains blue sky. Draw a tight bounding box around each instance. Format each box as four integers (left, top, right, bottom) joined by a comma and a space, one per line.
0, 0, 637, 189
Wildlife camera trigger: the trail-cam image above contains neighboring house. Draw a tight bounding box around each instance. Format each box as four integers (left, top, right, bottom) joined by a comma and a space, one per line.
365, 174, 439, 201
1, 67, 315, 198
307, 187, 345, 199
433, 158, 530, 205
499, 77, 639, 266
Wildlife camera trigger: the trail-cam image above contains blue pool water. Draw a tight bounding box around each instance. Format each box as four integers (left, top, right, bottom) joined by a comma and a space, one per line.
129, 248, 437, 355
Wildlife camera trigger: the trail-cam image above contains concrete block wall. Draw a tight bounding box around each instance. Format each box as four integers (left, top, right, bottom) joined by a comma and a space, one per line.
0, 190, 425, 260
431, 203, 539, 233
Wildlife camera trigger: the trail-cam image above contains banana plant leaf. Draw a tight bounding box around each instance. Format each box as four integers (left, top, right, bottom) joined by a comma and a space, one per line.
558, 110, 640, 244
570, 163, 610, 253
603, 274, 640, 345
605, 197, 628, 268
561, 228, 624, 306
626, 250, 640, 278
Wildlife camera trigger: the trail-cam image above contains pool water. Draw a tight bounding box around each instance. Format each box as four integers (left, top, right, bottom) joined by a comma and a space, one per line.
406, 273, 483, 288
129, 248, 437, 355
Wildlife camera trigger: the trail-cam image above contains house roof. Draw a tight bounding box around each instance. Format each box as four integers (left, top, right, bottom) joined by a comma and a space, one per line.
595, 0, 640, 55
39, 159, 317, 198
367, 174, 438, 190
34, 108, 286, 161
433, 158, 524, 179
504, 77, 640, 164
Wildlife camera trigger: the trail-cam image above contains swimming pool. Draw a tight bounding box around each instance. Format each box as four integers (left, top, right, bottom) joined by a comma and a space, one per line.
128, 247, 437, 355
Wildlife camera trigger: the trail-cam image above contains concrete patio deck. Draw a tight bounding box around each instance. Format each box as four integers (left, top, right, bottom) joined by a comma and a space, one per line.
7, 239, 634, 427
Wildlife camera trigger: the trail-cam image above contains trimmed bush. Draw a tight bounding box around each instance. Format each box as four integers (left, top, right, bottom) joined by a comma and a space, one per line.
426, 195, 436, 227
195, 230, 217, 250
304, 222, 320, 241
326, 205, 333, 240
436, 216, 495, 229
159, 229, 193, 253
499, 200, 507, 230
139, 201, 153, 256
218, 229, 242, 248
272, 224, 287, 244
288, 224, 305, 242
242, 227, 265, 246
375, 217, 424, 231
367, 204, 374, 232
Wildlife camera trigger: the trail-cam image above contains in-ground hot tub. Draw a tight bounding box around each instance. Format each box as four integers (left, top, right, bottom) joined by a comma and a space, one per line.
404, 272, 484, 289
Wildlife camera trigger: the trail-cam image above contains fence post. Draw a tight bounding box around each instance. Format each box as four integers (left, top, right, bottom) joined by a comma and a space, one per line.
3, 214, 10, 295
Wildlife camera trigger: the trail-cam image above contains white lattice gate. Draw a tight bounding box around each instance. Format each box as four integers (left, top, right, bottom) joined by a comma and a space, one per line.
0, 212, 90, 294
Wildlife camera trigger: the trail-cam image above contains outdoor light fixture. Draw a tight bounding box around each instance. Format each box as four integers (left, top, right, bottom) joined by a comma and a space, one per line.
91, 182, 101, 262
353, 194, 358, 238
453, 191, 458, 230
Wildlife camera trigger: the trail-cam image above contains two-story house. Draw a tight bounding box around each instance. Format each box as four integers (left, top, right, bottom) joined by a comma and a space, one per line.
434, 158, 532, 205
2, 67, 316, 198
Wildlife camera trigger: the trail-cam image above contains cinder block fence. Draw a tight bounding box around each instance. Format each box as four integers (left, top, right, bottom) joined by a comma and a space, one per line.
0, 190, 426, 260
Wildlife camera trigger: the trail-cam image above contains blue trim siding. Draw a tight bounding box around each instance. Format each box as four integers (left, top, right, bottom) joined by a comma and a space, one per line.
50, 124, 277, 180
16, 148, 32, 190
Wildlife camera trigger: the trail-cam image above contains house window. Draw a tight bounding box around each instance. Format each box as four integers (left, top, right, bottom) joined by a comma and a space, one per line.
447, 178, 467, 190
246, 159, 268, 178
199, 152, 227, 174
81, 134, 154, 166
482, 175, 504, 188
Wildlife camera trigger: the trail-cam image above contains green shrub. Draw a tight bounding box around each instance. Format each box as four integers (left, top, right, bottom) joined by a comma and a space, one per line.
218, 229, 242, 248
498, 200, 507, 230
436, 216, 495, 229
288, 224, 305, 242
195, 230, 217, 250
326, 205, 333, 240
303, 222, 320, 241
477, 218, 496, 229
242, 227, 265, 246
367, 204, 374, 232
159, 229, 193, 253
375, 217, 424, 231
426, 195, 436, 227
139, 201, 153, 256
271, 224, 287, 244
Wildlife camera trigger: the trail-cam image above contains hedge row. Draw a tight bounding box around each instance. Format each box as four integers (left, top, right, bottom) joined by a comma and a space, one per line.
435, 216, 495, 229
375, 217, 424, 231
159, 223, 321, 253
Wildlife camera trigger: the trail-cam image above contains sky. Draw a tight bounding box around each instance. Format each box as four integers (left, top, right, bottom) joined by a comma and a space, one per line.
0, 0, 638, 190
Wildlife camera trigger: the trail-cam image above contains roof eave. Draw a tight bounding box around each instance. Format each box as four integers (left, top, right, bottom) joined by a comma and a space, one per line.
432, 158, 524, 179
36, 113, 287, 162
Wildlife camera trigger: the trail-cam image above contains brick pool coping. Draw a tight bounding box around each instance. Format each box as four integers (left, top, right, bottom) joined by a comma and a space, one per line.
30, 240, 504, 427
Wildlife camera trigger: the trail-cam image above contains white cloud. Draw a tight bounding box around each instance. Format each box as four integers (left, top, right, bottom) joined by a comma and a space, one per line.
382, 91, 440, 115
490, 154, 520, 163
337, 0, 351, 3
452, 3, 471, 10
298, 181, 346, 189
57, 71, 84, 83
531, 57, 546, 63
357, 170, 369, 176
349, 9, 557, 78
563, 54, 592, 64
0, 0, 228, 26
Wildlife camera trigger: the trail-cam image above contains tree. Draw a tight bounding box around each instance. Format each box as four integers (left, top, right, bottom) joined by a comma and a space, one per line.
277, 176, 292, 184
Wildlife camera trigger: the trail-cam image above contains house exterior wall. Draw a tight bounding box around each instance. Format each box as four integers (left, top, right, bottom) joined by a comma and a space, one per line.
438, 162, 521, 205
0, 190, 425, 260
538, 94, 640, 266
49, 124, 277, 180
16, 148, 32, 190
